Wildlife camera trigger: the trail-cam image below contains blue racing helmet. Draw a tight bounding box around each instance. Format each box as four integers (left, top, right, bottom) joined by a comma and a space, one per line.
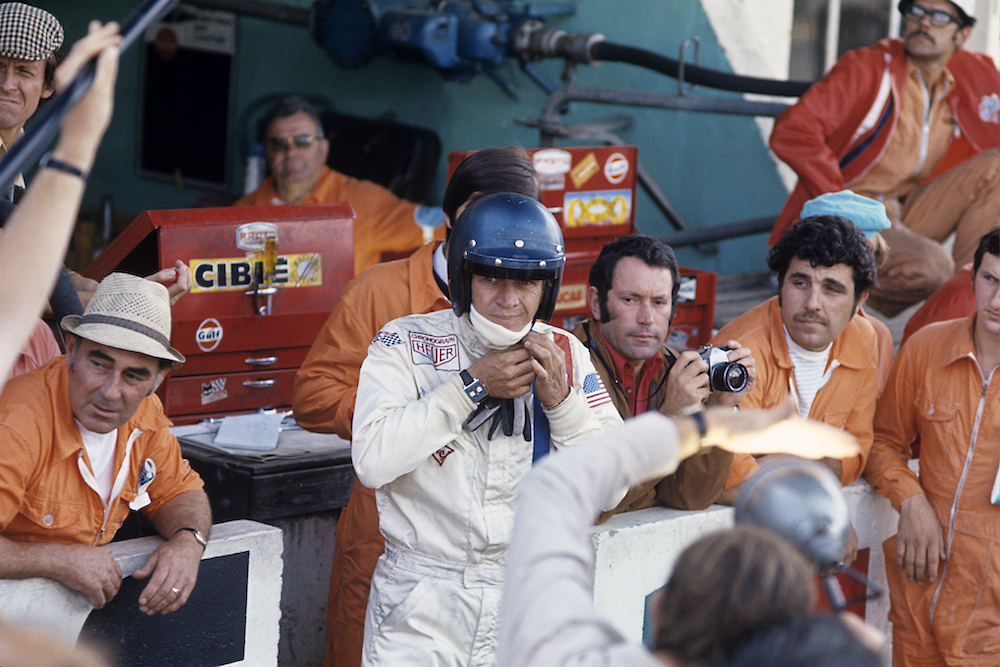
448, 191, 565, 322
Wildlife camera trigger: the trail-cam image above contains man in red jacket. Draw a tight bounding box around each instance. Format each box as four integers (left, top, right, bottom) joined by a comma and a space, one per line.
769, 0, 999, 317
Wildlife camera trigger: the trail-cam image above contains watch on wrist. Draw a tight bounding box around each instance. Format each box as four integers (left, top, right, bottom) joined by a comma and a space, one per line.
460, 370, 489, 404
175, 527, 208, 550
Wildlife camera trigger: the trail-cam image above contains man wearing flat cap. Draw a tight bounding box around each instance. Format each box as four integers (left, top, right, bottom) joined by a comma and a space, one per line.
0, 2, 63, 191
0, 273, 212, 616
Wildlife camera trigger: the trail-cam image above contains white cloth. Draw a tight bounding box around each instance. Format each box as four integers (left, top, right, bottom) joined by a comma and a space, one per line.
783, 327, 834, 418
497, 412, 683, 667
77, 421, 117, 504
469, 304, 532, 348
353, 309, 623, 667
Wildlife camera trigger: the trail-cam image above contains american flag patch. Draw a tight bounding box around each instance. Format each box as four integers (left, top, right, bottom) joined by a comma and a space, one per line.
373, 330, 403, 346
583, 372, 612, 408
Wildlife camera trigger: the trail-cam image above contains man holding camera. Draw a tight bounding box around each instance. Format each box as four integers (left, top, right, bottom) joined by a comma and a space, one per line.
714, 216, 880, 505
572, 235, 754, 520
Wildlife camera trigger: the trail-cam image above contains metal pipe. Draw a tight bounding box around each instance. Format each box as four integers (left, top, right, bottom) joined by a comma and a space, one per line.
655, 216, 776, 248
537, 85, 790, 146
824, 0, 843, 74
184, 0, 310, 25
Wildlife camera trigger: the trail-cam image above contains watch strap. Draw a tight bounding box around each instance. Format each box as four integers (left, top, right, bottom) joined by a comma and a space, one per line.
175, 526, 208, 550
460, 370, 488, 404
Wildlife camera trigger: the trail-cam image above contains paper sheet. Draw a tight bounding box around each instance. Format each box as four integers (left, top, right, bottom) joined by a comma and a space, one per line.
212, 411, 289, 451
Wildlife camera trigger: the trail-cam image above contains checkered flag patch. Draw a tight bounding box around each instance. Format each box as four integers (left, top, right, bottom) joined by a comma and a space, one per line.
373, 330, 403, 346
202, 378, 226, 396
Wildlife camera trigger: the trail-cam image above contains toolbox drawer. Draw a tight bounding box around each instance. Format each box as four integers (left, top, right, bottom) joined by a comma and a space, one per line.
160, 367, 298, 420
177, 346, 310, 376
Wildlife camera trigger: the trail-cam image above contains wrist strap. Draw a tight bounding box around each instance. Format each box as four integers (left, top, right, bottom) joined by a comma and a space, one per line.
689, 410, 707, 438
40, 153, 88, 180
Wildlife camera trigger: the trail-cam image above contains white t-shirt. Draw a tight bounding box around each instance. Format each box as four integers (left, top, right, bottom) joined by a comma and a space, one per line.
77, 421, 117, 504
783, 327, 838, 418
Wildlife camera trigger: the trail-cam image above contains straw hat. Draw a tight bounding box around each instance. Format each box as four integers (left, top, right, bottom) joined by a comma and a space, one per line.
0, 3, 63, 62
61, 272, 185, 364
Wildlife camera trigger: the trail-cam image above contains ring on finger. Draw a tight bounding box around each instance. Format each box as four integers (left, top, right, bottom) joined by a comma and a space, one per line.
171, 586, 182, 597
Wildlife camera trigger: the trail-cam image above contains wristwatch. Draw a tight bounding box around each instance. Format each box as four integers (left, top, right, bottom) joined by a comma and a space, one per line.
175, 527, 208, 550
460, 370, 489, 404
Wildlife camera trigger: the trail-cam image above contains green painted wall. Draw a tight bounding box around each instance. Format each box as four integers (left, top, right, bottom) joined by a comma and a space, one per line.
34, 0, 787, 275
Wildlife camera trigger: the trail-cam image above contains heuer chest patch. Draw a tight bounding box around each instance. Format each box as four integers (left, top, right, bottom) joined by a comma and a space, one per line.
409, 332, 459, 370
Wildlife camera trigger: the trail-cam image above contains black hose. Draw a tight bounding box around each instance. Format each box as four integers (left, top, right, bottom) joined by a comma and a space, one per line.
591, 41, 813, 98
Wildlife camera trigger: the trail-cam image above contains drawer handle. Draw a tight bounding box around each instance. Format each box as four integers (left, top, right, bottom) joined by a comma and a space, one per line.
243, 379, 276, 388
245, 356, 278, 366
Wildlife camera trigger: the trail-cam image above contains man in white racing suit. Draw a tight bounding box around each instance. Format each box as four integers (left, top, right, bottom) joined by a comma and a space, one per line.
352, 192, 623, 667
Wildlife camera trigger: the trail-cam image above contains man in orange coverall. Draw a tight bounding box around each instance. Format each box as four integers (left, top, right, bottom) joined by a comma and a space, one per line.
290, 147, 539, 667
236, 96, 444, 275
864, 227, 999, 667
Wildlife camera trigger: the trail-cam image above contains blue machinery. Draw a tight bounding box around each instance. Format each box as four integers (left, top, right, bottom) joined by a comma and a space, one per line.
189, 0, 816, 252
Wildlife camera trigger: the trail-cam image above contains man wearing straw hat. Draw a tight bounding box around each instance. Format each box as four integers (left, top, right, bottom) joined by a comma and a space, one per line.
0, 272, 211, 616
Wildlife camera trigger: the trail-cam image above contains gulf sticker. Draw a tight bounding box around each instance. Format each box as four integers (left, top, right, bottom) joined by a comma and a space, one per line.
189, 253, 322, 293
604, 152, 629, 184
564, 189, 632, 228
570, 152, 599, 188
196, 318, 223, 352
533, 148, 572, 175
554, 283, 588, 311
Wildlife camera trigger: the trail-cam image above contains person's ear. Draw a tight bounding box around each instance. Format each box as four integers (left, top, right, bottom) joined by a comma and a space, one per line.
953, 25, 972, 49
855, 290, 869, 313
587, 285, 602, 320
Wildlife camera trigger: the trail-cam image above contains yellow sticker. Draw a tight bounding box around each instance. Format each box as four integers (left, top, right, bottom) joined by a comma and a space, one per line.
564, 193, 630, 228
570, 152, 599, 188
189, 253, 322, 293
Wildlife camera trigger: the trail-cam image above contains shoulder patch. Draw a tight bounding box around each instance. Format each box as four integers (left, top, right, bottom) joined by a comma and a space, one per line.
409, 332, 460, 370
583, 372, 612, 409
373, 330, 403, 346
980, 93, 999, 124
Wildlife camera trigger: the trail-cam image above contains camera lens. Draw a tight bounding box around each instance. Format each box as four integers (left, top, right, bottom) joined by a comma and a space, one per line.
721, 363, 748, 392
711, 362, 748, 392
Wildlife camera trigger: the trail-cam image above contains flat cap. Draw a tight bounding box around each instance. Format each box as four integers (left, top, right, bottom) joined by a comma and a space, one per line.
0, 3, 63, 62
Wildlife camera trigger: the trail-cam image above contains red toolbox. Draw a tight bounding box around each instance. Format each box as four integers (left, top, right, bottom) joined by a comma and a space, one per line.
449, 146, 715, 348
84, 204, 355, 423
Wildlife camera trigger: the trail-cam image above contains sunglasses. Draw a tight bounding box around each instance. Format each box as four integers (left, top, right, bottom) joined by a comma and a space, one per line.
903, 4, 960, 28
265, 134, 323, 152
